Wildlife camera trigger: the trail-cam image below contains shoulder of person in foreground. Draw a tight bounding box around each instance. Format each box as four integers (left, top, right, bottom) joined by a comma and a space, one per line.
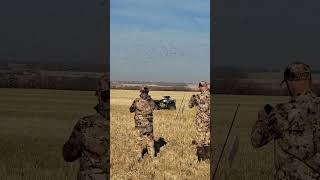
251, 102, 290, 148
62, 114, 104, 162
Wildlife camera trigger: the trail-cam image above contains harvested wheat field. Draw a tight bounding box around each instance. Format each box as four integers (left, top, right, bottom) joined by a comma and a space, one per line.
110, 89, 210, 180
212, 94, 290, 180
0, 88, 101, 179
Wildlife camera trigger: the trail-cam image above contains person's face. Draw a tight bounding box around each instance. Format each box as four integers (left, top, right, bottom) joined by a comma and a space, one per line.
286, 81, 294, 96
286, 79, 312, 96
198, 85, 207, 92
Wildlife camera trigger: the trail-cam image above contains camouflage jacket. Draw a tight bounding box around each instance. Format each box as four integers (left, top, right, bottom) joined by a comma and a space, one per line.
129, 94, 156, 134
251, 91, 320, 180
63, 104, 109, 180
189, 90, 210, 128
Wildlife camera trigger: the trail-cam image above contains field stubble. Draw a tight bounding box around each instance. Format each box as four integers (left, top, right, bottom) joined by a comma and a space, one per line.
212, 95, 289, 180
0, 88, 97, 180
110, 90, 210, 180
0, 88, 288, 180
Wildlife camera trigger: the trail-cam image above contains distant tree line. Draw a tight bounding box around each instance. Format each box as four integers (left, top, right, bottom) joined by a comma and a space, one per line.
0, 73, 101, 91
111, 85, 197, 92
213, 77, 320, 96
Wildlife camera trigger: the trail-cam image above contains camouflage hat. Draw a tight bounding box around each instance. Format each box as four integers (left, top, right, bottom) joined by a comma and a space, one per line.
140, 86, 149, 93
198, 81, 208, 87
281, 62, 311, 85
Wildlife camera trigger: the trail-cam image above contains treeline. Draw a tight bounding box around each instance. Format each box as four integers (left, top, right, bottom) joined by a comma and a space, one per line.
213, 79, 320, 96
0, 74, 101, 91
112, 86, 197, 92
0, 60, 106, 73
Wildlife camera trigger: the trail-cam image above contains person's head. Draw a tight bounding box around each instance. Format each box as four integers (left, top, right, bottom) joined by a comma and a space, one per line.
281, 62, 312, 96
95, 75, 109, 104
140, 86, 149, 94
198, 81, 209, 92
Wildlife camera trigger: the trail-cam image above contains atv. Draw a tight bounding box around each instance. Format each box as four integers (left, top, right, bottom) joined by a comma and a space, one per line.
154, 96, 176, 110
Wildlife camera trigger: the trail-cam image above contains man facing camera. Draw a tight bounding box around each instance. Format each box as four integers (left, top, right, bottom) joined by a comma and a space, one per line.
251, 62, 320, 179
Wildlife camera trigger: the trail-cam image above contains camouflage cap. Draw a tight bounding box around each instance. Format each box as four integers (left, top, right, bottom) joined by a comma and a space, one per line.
281, 62, 311, 85
140, 86, 149, 93
198, 81, 208, 87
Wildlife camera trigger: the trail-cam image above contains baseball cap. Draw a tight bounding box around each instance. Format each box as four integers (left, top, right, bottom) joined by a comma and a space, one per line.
198, 81, 208, 87
140, 86, 149, 93
281, 62, 312, 85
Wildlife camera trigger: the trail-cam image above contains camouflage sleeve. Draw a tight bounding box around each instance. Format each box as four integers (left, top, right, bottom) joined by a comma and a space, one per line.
251, 106, 283, 148
189, 95, 195, 108
150, 99, 156, 110
63, 120, 83, 162
129, 100, 136, 113
199, 94, 210, 113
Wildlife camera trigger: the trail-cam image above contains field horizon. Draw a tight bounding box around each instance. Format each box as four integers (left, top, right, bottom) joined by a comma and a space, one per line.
0, 87, 296, 179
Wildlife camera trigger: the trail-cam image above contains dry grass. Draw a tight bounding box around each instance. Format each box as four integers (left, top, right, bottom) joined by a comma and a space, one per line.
0, 88, 98, 180
0, 87, 289, 180
110, 89, 210, 180
212, 94, 290, 180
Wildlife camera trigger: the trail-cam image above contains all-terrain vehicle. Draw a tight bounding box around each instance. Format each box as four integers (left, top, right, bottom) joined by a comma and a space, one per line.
154, 96, 176, 110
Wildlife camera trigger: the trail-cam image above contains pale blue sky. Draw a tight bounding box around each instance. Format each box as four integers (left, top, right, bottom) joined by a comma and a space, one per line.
110, 0, 210, 83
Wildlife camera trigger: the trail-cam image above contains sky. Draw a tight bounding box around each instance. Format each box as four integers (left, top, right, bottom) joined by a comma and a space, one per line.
0, 0, 104, 63
110, 0, 210, 83
214, 0, 320, 70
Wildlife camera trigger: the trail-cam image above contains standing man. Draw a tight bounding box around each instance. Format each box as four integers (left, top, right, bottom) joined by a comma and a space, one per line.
63, 75, 109, 180
251, 62, 320, 179
189, 81, 210, 162
129, 87, 156, 162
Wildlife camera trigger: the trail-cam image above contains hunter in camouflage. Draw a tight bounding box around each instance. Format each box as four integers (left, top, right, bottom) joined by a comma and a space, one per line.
189, 81, 210, 161
251, 62, 320, 179
129, 87, 156, 162
63, 75, 109, 180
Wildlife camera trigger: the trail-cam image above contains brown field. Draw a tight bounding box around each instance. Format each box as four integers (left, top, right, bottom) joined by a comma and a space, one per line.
110, 89, 210, 180
0, 87, 293, 180
0, 88, 100, 179
212, 94, 289, 180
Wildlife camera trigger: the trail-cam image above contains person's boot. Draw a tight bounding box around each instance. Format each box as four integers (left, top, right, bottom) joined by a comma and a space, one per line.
197, 146, 206, 162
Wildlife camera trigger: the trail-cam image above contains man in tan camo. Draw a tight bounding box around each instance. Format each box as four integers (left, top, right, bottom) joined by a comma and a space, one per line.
251, 62, 320, 179
63, 75, 109, 180
129, 86, 156, 162
189, 81, 210, 162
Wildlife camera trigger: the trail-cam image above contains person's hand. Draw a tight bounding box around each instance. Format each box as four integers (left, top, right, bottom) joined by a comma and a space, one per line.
264, 104, 273, 114
257, 104, 274, 123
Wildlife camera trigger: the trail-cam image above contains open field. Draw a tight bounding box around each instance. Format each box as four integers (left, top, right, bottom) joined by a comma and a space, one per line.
110, 89, 210, 180
0, 88, 98, 180
0, 87, 294, 180
212, 94, 290, 180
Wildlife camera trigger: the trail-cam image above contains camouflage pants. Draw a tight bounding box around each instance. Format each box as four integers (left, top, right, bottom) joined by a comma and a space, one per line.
134, 129, 154, 159
196, 127, 210, 147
